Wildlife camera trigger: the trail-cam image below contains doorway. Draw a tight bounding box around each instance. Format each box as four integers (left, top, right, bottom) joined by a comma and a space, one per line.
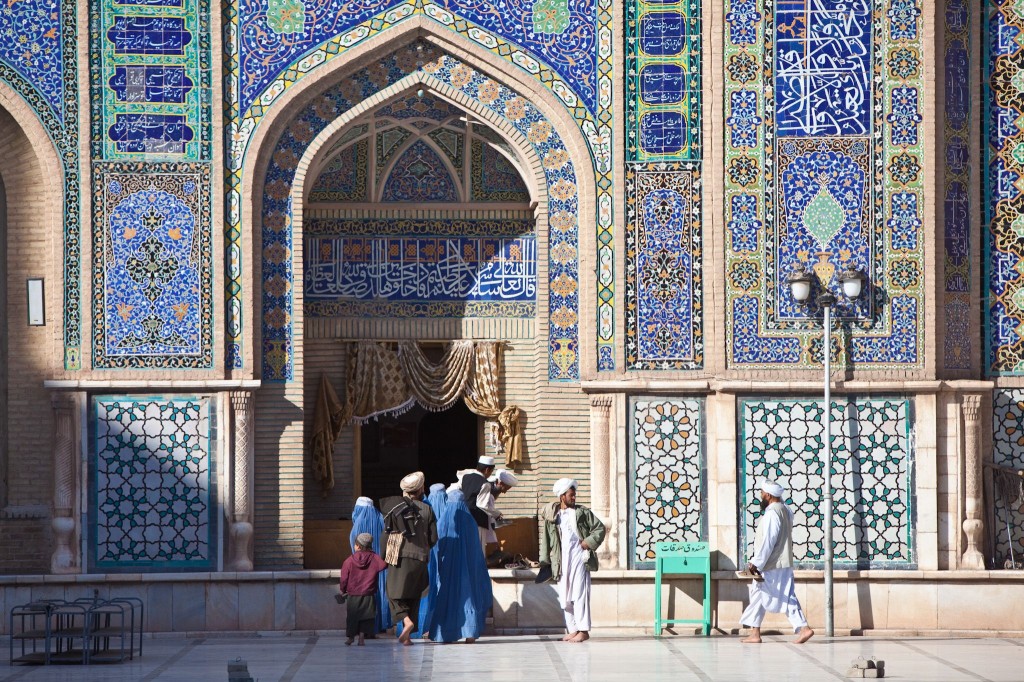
359, 401, 480, 502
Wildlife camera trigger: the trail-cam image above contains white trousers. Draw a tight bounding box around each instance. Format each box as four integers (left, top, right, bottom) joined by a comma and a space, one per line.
739, 594, 808, 633
560, 578, 591, 632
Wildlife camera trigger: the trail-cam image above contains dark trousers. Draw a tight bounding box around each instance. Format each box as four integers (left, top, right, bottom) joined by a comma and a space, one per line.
345, 594, 376, 638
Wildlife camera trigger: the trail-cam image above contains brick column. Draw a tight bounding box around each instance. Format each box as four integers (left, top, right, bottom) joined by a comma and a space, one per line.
590, 395, 616, 566
227, 391, 254, 571
961, 394, 985, 569
50, 393, 79, 574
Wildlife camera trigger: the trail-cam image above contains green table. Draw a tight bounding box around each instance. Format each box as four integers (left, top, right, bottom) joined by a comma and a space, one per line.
654, 541, 711, 636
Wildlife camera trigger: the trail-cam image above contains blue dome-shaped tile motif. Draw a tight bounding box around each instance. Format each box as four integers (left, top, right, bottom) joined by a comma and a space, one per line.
382, 140, 459, 202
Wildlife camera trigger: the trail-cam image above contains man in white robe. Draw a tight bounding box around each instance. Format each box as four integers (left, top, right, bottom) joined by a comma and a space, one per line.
739, 480, 814, 644
450, 457, 517, 557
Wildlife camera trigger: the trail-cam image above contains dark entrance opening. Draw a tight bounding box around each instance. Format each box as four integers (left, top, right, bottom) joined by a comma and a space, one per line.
360, 401, 479, 503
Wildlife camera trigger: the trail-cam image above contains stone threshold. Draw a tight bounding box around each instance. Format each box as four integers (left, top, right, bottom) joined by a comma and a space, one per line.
4, 568, 1023, 585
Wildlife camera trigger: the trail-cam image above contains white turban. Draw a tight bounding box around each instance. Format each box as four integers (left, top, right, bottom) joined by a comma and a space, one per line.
760, 480, 785, 498
552, 478, 577, 497
400, 471, 425, 494
354, 496, 374, 508
495, 470, 518, 487
478, 455, 496, 466
429, 483, 446, 494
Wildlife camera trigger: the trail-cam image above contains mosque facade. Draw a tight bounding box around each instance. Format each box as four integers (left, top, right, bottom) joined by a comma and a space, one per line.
0, 0, 1021, 632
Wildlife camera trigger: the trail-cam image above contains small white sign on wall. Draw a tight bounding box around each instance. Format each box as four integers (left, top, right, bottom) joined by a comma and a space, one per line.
27, 278, 44, 326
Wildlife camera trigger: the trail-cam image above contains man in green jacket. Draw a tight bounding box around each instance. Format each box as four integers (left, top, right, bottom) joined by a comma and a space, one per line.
540, 478, 606, 643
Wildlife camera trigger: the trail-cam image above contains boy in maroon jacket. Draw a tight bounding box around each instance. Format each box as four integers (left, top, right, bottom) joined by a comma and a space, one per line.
340, 532, 389, 645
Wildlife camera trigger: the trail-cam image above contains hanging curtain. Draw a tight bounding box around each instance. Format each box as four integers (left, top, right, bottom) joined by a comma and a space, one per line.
311, 374, 345, 494
336, 339, 523, 467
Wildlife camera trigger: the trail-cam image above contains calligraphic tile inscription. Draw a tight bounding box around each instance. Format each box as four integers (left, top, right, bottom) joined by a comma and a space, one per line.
93, 163, 213, 368
626, 166, 703, 368
261, 44, 580, 381
944, 0, 970, 370
228, 0, 615, 372
986, 3, 1024, 374
739, 397, 914, 568
90, 0, 211, 160
625, 0, 703, 370
0, 1, 83, 368
90, 396, 216, 571
630, 398, 704, 567
992, 390, 1024, 566
724, 0, 924, 369
304, 217, 536, 319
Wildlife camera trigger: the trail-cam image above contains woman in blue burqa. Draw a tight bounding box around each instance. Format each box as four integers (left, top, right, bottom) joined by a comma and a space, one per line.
349, 496, 390, 633
410, 483, 450, 639
429, 488, 493, 643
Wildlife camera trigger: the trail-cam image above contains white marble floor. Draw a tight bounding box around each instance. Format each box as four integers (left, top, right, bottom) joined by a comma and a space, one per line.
2, 633, 1023, 681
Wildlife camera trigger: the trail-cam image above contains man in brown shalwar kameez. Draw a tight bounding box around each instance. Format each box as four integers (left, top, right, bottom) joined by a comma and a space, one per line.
380, 471, 438, 645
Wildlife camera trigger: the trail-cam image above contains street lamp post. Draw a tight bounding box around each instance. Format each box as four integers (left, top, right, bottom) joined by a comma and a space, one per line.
787, 258, 865, 638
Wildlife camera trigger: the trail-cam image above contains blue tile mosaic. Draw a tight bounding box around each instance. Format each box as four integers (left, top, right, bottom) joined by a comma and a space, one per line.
381, 139, 460, 202
992, 390, 1024, 566
739, 397, 914, 568
0, 0, 67, 120
89, 396, 216, 572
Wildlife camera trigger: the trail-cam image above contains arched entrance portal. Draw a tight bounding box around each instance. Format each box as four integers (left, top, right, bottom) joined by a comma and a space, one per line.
251, 37, 595, 569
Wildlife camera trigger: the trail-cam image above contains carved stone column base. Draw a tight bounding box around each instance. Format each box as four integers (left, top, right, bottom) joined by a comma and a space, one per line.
961, 519, 985, 570
226, 520, 254, 572
50, 515, 77, 574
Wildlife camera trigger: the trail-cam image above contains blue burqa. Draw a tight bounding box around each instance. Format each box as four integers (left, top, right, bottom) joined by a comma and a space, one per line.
413, 485, 450, 638
428, 490, 492, 642
349, 501, 390, 633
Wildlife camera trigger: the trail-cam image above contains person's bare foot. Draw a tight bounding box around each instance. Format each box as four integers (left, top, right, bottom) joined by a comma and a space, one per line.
793, 627, 814, 644
561, 631, 577, 641
740, 635, 762, 643
357, 634, 365, 646
464, 638, 476, 644
398, 618, 414, 645
566, 631, 589, 643
345, 637, 354, 646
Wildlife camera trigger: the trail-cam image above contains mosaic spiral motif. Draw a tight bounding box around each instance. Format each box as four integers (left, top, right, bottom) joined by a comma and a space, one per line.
724, 0, 925, 369
91, 397, 215, 571
986, 2, 1024, 374
991, 390, 1024, 565
630, 398, 704, 566
381, 139, 460, 202
740, 398, 914, 568
261, 44, 580, 381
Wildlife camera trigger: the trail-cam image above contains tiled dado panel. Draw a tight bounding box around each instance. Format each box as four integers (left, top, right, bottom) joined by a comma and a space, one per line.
228, 0, 614, 371
262, 45, 581, 382
624, 0, 703, 370
944, 0, 970, 371
89, 396, 217, 572
92, 164, 213, 368
991, 390, 1024, 566
304, 217, 536, 319
89, 1, 214, 369
90, 0, 212, 160
0, 2, 82, 368
987, 3, 1024, 374
739, 397, 914, 568
724, 0, 925, 369
629, 398, 705, 567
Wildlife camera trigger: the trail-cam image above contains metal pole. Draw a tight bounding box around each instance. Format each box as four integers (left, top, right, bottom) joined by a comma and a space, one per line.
823, 302, 834, 637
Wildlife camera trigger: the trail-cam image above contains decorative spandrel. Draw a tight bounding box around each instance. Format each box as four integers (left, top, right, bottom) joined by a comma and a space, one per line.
739, 398, 914, 568
90, 397, 216, 571
630, 398, 704, 567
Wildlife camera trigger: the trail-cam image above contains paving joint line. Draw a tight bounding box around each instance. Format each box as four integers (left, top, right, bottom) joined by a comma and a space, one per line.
542, 638, 574, 681
419, 638, 434, 679
278, 635, 319, 682
784, 640, 847, 681
141, 637, 204, 681
894, 640, 993, 682
658, 638, 714, 682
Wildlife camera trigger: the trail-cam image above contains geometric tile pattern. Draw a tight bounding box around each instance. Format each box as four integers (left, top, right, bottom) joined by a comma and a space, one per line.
381, 139, 460, 202
986, 2, 1024, 374
625, 165, 703, 368
90, 396, 216, 572
226, 1, 615, 371
261, 44, 580, 381
739, 397, 914, 568
89, 0, 212, 160
624, 0, 703, 370
308, 139, 369, 202
92, 163, 213, 368
629, 398, 704, 568
724, 0, 925, 369
471, 139, 531, 202
991, 390, 1024, 566
944, 0, 970, 370
0, 1, 82, 369
625, 0, 701, 163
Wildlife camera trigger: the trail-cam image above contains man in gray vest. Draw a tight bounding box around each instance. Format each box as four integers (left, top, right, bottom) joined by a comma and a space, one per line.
739, 480, 814, 644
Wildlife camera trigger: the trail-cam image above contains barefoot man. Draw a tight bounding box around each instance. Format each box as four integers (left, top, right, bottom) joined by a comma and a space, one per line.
740, 480, 814, 644
540, 478, 606, 643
